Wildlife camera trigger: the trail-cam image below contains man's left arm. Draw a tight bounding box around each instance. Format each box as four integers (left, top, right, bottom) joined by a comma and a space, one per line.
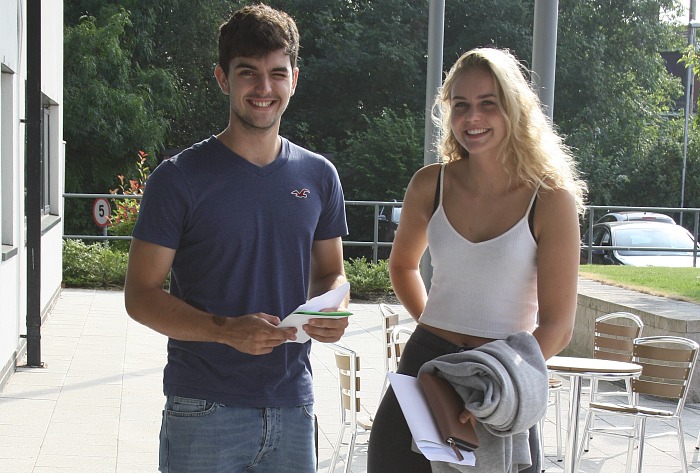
304, 237, 349, 343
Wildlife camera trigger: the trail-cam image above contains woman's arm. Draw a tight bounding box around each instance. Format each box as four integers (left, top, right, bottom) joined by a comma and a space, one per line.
388, 164, 442, 322
531, 188, 582, 359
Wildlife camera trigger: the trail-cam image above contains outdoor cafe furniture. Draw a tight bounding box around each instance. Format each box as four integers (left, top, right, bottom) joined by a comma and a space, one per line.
545, 355, 642, 473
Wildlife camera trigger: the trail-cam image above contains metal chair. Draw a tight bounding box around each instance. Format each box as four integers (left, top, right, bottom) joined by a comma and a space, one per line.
328, 344, 372, 473
379, 304, 400, 372
584, 311, 644, 450
389, 325, 413, 373
576, 336, 699, 473
538, 376, 563, 470
377, 304, 413, 401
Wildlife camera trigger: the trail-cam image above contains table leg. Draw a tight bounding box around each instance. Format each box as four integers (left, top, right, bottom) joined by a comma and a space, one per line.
564, 375, 582, 473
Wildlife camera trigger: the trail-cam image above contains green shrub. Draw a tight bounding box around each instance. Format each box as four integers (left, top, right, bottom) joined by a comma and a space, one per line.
62, 239, 128, 288
108, 151, 150, 252
63, 239, 392, 298
108, 221, 135, 253
344, 257, 393, 297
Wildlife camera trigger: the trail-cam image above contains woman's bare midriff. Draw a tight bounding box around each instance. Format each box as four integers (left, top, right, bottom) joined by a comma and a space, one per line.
418, 322, 497, 348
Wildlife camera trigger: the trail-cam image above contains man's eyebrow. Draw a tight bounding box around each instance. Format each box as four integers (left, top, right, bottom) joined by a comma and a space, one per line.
234, 62, 290, 74
234, 61, 255, 69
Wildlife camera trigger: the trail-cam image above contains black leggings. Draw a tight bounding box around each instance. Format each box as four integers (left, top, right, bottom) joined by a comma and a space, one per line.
367, 326, 540, 473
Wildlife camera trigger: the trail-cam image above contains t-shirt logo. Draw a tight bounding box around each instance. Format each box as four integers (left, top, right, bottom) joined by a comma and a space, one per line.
291, 188, 311, 198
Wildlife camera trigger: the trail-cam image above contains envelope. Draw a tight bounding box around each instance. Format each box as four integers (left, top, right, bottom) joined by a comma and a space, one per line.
278, 282, 351, 343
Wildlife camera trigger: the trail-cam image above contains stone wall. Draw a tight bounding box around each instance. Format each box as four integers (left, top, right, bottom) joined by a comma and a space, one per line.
566, 278, 700, 402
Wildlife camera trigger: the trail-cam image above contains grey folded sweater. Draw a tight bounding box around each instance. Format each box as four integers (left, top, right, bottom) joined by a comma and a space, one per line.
418, 331, 548, 473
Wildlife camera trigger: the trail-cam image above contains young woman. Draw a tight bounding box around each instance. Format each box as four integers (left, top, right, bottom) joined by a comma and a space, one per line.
367, 47, 587, 472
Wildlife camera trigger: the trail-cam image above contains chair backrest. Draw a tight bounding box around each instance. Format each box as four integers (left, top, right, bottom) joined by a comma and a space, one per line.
632, 336, 699, 414
389, 326, 414, 372
594, 312, 644, 363
334, 349, 362, 414
379, 304, 400, 371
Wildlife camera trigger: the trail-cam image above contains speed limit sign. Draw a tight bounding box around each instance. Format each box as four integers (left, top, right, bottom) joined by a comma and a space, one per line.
92, 198, 111, 227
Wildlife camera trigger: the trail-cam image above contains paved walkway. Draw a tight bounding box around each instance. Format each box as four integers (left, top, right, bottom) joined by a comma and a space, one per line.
2, 288, 700, 472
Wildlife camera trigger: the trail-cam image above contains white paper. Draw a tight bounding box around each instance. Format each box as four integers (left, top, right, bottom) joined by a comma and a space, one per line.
388, 372, 476, 465
278, 282, 351, 343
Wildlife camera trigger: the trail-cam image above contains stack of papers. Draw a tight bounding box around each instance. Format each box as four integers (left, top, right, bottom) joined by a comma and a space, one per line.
389, 372, 476, 465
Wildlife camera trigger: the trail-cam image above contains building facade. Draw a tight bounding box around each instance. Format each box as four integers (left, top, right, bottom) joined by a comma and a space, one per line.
0, 0, 64, 389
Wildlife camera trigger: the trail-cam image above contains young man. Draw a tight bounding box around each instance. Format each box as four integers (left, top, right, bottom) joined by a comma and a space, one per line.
124, 5, 349, 472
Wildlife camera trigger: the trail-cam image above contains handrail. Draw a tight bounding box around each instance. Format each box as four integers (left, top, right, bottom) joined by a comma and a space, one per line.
63, 194, 402, 263
62, 194, 700, 267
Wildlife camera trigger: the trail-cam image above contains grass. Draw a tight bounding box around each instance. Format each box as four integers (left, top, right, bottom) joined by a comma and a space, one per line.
579, 265, 700, 304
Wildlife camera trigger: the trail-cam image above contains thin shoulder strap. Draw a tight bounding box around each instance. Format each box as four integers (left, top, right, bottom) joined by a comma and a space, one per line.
432, 164, 445, 215
527, 182, 543, 236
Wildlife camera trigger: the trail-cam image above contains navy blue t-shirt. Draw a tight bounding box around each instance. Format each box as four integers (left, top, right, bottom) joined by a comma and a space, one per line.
132, 136, 348, 407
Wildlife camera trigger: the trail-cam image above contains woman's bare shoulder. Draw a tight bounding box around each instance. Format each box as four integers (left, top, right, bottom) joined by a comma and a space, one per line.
534, 184, 579, 232
408, 162, 442, 192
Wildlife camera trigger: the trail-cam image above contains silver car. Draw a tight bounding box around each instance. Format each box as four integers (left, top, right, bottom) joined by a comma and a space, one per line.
581, 221, 699, 267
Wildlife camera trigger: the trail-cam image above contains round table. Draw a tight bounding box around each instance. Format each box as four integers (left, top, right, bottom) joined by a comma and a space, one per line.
546, 355, 642, 473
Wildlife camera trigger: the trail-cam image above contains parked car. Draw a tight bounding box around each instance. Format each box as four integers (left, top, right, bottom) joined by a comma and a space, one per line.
580, 221, 699, 267
594, 211, 676, 225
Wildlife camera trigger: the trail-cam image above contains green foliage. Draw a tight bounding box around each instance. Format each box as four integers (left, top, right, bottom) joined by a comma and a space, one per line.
337, 107, 423, 247
555, 0, 685, 206
108, 151, 151, 252
62, 0, 698, 237
344, 257, 393, 297
63, 6, 181, 236
62, 239, 129, 288
339, 107, 423, 201
132, 0, 231, 147
277, 0, 430, 149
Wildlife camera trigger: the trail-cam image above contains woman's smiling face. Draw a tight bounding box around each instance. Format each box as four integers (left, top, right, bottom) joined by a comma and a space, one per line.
449, 67, 506, 160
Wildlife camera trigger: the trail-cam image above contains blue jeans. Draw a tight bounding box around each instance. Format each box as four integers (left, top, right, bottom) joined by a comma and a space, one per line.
159, 395, 316, 473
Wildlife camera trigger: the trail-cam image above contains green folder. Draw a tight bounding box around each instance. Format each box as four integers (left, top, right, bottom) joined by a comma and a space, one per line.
293, 310, 352, 316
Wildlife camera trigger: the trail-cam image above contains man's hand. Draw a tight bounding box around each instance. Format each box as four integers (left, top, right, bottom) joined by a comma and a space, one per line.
303, 312, 349, 343
219, 313, 297, 355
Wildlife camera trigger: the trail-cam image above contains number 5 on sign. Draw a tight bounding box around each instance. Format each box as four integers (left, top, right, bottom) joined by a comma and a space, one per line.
92, 198, 111, 228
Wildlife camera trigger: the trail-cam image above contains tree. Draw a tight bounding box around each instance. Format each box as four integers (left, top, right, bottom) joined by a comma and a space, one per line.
335, 106, 423, 258
268, 0, 430, 153
554, 0, 685, 206
134, 0, 233, 147
62, 0, 697, 240
63, 6, 181, 234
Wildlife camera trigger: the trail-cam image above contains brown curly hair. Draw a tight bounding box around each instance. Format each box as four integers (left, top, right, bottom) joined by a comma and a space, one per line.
218, 4, 300, 73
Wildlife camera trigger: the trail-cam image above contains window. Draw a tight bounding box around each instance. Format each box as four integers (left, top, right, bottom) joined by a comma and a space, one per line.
41, 106, 50, 214
1, 67, 13, 246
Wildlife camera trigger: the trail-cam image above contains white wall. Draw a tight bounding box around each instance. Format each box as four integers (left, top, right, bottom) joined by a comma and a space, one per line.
0, 0, 64, 389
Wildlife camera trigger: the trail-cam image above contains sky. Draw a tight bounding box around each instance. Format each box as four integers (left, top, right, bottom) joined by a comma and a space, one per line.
676, 0, 698, 23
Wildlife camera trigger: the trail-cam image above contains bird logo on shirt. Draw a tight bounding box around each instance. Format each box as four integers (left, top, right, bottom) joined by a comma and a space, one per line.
291, 188, 311, 198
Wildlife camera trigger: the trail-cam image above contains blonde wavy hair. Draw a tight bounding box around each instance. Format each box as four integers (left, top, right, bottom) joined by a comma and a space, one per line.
434, 47, 587, 213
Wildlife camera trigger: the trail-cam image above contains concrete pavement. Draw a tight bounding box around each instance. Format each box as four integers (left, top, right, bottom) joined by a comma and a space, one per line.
2, 288, 700, 472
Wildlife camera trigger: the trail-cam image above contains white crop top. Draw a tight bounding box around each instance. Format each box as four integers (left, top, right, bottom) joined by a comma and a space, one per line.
418, 166, 539, 339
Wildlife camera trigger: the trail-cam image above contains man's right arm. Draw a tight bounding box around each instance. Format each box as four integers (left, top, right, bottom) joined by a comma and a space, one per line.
124, 238, 296, 354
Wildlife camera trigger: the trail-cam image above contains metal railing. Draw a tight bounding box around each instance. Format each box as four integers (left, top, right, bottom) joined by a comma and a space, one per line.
63, 193, 142, 241
344, 200, 402, 263
63, 194, 402, 262
63, 195, 700, 267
